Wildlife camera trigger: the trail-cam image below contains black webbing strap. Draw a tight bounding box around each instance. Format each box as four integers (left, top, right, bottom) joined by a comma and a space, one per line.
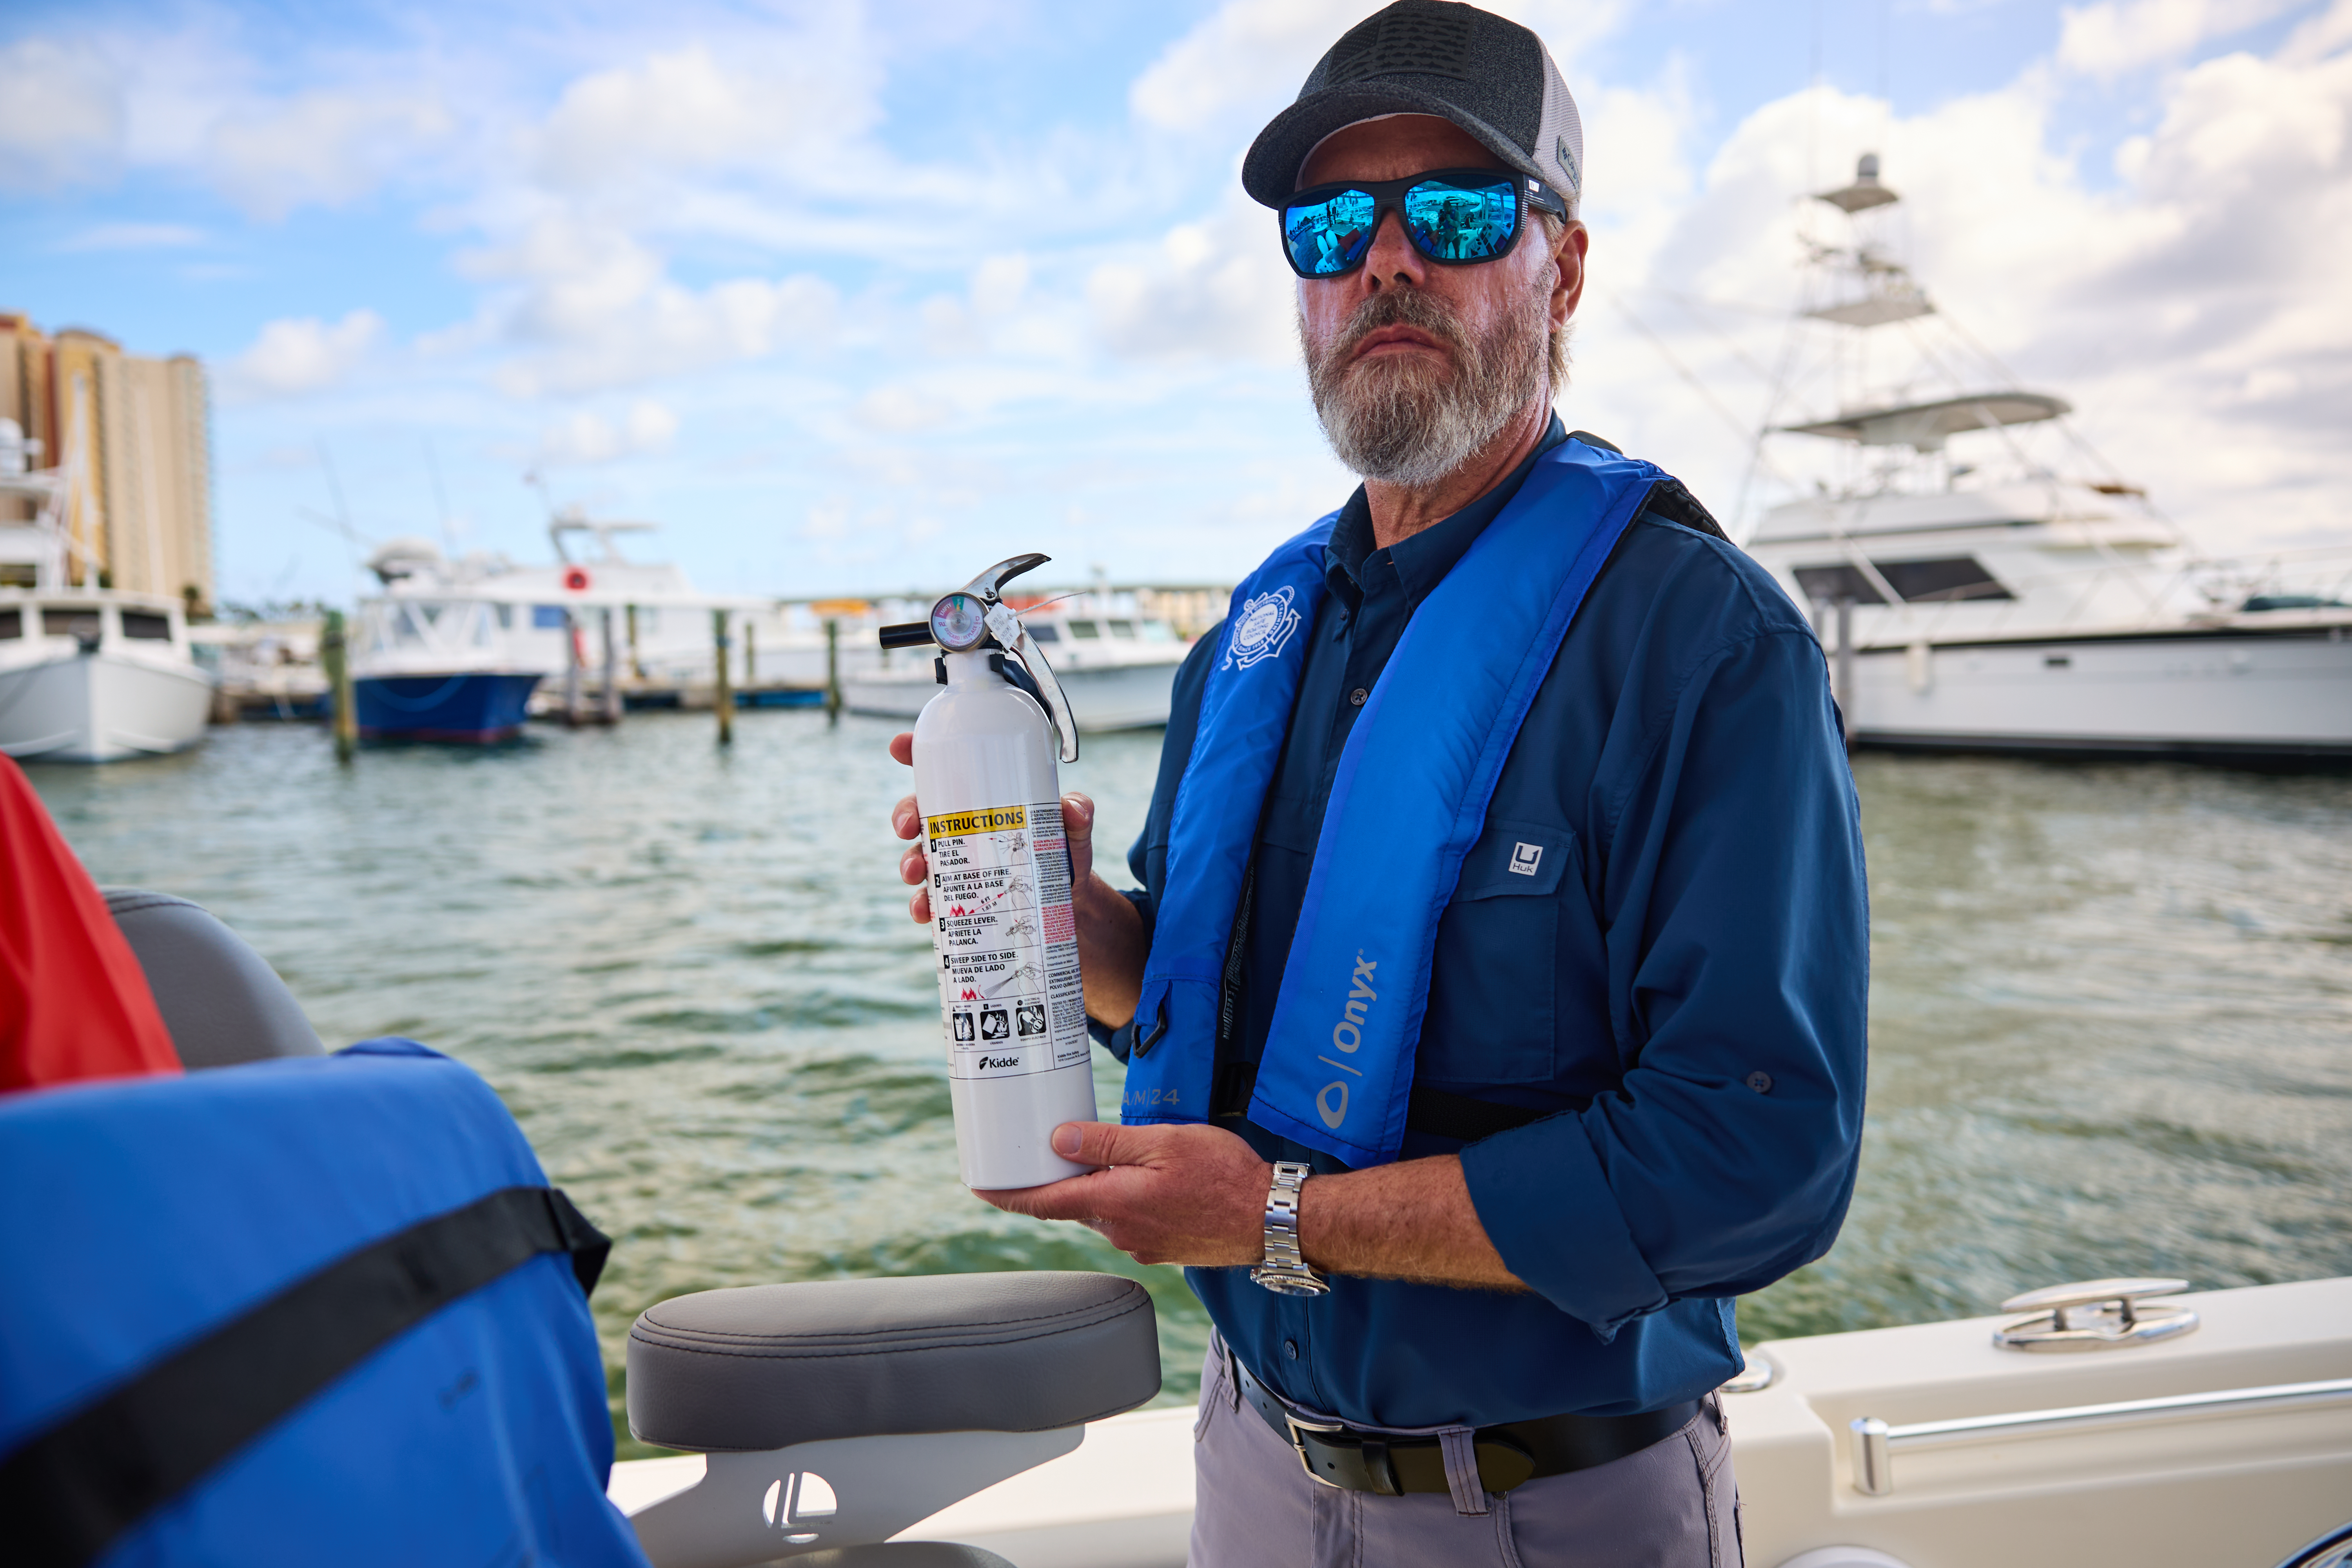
1210, 1060, 1570, 1143
1566, 431, 1730, 543
2, 1185, 610, 1568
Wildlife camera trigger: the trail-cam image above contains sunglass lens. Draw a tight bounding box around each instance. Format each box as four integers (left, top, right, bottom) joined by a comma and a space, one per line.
1283, 191, 1377, 276
1403, 178, 1518, 263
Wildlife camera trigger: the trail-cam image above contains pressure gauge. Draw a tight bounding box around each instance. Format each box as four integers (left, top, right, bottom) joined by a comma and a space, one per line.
929, 592, 991, 652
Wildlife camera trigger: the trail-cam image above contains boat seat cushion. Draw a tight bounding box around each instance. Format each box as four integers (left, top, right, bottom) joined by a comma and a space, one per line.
103, 890, 324, 1069
627, 1272, 1160, 1453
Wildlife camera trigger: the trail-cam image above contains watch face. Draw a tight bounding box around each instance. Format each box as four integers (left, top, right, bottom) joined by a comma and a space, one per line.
929, 592, 989, 651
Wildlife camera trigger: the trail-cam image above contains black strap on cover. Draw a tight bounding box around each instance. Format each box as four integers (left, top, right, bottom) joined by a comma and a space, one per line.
1211, 1060, 1566, 1142
3, 1185, 610, 1568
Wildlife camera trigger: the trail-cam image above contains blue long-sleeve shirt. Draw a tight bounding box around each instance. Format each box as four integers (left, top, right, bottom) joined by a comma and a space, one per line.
1095, 424, 1869, 1427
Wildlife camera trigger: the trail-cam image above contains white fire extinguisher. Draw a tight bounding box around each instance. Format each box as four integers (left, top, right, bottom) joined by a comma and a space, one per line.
880, 554, 1098, 1190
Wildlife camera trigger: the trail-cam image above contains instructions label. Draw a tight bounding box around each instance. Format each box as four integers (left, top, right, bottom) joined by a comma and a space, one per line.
926, 800, 1087, 1080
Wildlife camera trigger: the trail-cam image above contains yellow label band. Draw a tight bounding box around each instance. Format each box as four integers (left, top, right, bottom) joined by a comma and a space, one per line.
925, 805, 1027, 838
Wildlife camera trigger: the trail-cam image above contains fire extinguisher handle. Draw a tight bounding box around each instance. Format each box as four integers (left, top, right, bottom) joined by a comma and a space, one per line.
956, 552, 1051, 600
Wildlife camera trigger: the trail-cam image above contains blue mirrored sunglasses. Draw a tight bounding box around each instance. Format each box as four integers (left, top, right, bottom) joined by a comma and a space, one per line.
1279, 168, 1568, 280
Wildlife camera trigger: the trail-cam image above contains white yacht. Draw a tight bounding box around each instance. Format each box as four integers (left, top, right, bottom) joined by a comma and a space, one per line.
353, 514, 779, 739
1739, 158, 2352, 764
843, 596, 1189, 731
0, 419, 212, 763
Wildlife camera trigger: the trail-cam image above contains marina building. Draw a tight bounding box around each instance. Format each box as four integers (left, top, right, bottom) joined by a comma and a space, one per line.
0, 312, 214, 613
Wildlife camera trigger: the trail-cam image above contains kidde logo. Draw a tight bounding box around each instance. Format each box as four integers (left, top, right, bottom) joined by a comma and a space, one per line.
977, 1055, 1021, 1071
1318, 952, 1377, 1130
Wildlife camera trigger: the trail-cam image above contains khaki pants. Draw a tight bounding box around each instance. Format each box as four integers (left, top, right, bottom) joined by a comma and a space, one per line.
1188, 1342, 1741, 1568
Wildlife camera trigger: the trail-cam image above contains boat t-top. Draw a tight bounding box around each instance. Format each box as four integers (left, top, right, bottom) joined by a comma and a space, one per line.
1739, 155, 2352, 764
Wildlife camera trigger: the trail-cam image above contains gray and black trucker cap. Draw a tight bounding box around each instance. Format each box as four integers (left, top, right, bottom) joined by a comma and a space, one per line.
1241, 1, 1583, 209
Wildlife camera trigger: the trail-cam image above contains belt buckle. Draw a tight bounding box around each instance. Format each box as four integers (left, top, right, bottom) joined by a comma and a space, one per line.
1281, 1411, 1349, 1488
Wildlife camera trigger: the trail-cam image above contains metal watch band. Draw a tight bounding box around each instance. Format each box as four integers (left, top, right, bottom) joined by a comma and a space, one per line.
1250, 1161, 1329, 1297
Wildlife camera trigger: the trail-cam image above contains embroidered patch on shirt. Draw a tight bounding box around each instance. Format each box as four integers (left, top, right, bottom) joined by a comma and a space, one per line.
1226, 585, 1303, 670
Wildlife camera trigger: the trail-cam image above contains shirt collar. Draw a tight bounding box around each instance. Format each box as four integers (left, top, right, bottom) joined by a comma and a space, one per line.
1324, 414, 1571, 610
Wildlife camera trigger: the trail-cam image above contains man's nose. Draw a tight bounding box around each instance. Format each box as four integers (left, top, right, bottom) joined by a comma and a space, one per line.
1357, 207, 1426, 290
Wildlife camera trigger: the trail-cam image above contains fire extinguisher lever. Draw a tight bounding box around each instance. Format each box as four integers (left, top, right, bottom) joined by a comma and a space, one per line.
958, 553, 1051, 601
986, 601, 1080, 765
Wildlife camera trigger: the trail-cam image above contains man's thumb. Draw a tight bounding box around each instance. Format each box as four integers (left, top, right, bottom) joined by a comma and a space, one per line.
1052, 1119, 1148, 1167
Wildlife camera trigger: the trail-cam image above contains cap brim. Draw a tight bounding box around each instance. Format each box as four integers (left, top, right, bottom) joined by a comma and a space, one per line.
1242, 82, 1548, 207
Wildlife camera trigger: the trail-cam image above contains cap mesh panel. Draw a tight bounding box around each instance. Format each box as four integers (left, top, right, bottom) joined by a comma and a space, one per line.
1324, 9, 1475, 85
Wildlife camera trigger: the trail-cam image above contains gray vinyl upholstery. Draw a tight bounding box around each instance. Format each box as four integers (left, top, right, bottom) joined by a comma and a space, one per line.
795, 1546, 1015, 1568
627, 1272, 1160, 1454
102, 889, 325, 1070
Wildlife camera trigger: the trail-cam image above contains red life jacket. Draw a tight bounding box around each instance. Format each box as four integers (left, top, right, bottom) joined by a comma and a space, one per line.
0, 755, 180, 1091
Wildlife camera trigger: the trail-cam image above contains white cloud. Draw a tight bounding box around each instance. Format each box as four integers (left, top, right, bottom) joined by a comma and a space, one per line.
1088, 186, 1300, 364
854, 384, 958, 433
462, 213, 842, 396
201, 91, 451, 221
58, 222, 205, 251
225, 309, 384, 399
537, 397, 680, 464
2056, 0, 2304, 79
528, 41, 877, 191
0, 38, 123, 190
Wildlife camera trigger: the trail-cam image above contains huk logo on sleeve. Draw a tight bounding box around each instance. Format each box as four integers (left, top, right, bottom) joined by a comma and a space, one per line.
1225, 585, 1303, 670
1316, 952, 1378, 1130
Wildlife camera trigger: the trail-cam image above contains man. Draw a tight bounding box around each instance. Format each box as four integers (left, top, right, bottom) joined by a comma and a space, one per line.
889, 4, 1867, 1562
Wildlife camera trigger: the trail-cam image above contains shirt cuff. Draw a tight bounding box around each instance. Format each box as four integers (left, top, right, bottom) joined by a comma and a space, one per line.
1458, 1112, 1669, 1341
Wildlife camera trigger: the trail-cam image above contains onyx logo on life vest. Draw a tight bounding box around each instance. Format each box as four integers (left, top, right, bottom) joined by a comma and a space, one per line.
1318, 952, 1379, 1129
1225, 585, 1302, 670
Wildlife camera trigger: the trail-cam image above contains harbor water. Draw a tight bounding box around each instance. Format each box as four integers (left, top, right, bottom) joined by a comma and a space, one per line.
27, 715, 2352, 1458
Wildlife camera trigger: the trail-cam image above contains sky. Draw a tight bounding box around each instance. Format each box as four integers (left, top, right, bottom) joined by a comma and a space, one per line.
2, 0, 2347, 606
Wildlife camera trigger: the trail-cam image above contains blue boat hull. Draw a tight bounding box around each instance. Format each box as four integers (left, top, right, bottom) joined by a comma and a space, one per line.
355, 672, 543, 742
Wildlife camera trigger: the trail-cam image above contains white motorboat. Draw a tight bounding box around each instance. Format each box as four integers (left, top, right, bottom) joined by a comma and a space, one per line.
353, 514, 780, 738
1739, 158, 2352, 764
603, 1272, 2352, 1568
0, 419, 211, 763
844, 598, 1189, 731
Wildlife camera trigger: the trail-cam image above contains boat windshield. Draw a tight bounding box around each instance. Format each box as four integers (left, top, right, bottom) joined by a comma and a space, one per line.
44, 608, 103, 642
1067, 620, 1101, 639
1139, 620, 1174, 641
1107, 619, 1136, 639
1026, 623, 1061, 642
121, 612, 172, 641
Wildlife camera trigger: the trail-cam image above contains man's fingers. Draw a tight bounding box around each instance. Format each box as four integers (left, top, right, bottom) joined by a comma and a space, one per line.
975, 1174, 1104, 1222
900, 844, 928, 886
891, 792, 923, 841
888, 731, 914, 767
1049, 1120, 1169, 1169
908, 887, 931, 923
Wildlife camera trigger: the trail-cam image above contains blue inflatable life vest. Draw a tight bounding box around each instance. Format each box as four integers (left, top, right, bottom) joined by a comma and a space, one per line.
1123, 439, 1664, 1167
0, 1039, 648, 1568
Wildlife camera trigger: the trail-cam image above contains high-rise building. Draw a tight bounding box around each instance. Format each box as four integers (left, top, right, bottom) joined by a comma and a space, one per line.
0, 312, 214, 612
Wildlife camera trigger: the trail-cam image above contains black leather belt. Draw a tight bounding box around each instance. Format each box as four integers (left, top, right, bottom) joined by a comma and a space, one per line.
1231, 1352, 1700, 1497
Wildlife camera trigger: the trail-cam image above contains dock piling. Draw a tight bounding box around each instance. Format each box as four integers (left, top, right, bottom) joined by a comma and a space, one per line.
825, 618, 841, 726
563, 610, 584, 727
601, 608, 622, 724
713, 609, 734, 746
321, 608, 356, 765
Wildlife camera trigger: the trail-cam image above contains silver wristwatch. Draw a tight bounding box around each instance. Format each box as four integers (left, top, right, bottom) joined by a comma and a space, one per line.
1250, 1161, 1329, 1297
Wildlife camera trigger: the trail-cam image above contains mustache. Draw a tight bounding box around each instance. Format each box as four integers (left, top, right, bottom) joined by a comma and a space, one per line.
1322, 287, 1472, 370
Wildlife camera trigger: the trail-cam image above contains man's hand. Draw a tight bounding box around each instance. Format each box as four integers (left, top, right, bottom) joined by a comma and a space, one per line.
976, 1122, 1270, 1267
886, 731, 1147, 1025
982, 1118, 1531, 1292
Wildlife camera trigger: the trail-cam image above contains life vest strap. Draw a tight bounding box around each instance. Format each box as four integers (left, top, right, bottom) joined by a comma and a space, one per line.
4, 1185, 609, 1568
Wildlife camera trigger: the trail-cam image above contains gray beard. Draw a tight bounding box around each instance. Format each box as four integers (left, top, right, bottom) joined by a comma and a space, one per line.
1301, 273, 1553, 488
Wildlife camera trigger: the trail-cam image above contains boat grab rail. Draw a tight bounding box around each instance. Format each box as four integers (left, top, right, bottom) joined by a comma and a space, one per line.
1850, 1376, 2352, 1495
